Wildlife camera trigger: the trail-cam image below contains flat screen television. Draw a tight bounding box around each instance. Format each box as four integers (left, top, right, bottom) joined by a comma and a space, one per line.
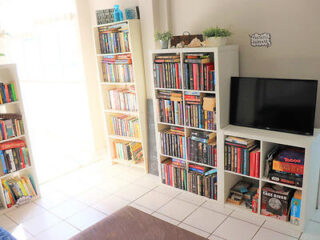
230, 77, 318, 135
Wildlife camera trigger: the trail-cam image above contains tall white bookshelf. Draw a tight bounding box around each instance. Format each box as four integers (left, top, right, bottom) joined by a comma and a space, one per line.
0, 64, 40, 212
151, 46, 320, 233
93, 20, 148, 172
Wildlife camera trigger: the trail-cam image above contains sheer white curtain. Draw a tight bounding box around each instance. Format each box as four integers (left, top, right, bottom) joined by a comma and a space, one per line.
0, 0, 94, 183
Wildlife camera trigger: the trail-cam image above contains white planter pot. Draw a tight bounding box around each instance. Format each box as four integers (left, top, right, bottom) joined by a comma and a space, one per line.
205, 37, 228, 47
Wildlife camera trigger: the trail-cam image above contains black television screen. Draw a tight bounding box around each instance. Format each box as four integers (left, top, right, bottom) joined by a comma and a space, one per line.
230, 77, 318, 135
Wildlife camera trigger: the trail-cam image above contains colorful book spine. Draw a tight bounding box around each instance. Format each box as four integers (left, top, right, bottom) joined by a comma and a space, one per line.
107, 87, 137, 112
98, 26, 130, 54
188, 168, 217, 200
109, 115, 140, 138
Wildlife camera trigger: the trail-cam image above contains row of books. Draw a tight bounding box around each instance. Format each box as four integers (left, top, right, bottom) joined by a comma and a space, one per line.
101, 55, 133, 83
107, 87, 137, 112
160, 158, 187, 190
0, 82, 17, 104
187, 131, 217, 167
183, 54, 215, 91
112, 140, 143, 163
153, 55, 182, 89
0, 113, 24, 140
2, 175, 37, 208
185, 92, 216, 130
160, 127, 186, 160
264, 146, 304, 187
224, 136, 260, 177
109, 115, 140, 138
98, 25, 130, 54
188, 166, 217, 200
157, 91, 184, 125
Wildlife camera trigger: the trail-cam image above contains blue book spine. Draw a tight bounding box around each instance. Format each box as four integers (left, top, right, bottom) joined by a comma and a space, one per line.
182, 136, 186, 159
198, 105, 202, 128
0, 150, 7, 174
243, 149, 247, 175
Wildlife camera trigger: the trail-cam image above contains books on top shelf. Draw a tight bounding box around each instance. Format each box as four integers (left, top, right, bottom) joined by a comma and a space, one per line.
264, 146, 304, 187
187, 130, 217, 167
112, 140, 143, 164
0, 82, 17, 104
224, 136, 260, 177
153, 55, 182, 89
107, 87, 137, 112
101, 54, 133, 83
0, 139, 31, 175
160, 127, 186, 160
185, 92, 216, 130
2, 175, 37, 208
188, 165, 217, 200
157, 90, 184, 125
160, 158, 187, 190
0, 113, 24, 141
109, 115, 141, 138
98, 24, 130, 54
183, 53, 215, 91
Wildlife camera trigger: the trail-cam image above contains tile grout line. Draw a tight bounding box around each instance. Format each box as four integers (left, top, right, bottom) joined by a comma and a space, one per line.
250, 220, 266, 240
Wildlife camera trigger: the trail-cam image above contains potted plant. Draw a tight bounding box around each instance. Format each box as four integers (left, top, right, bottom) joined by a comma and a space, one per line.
154, 31, 173, 49
203, 26, 231, 47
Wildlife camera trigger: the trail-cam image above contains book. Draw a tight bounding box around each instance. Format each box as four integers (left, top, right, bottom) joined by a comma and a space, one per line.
0, 114, 24, 140
107, 87, 137, 112
272, 160, 304, 175
160, 158, 187, 190
0, 82, 17, 104
98, 25, 130, 54
109, 115, 140, 138
101, 55, 133, 83
112, 140, 143, 164
157, 91, 184, 125
160, 127, 186, 159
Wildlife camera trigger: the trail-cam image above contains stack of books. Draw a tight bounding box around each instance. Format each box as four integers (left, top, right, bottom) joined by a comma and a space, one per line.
183, 54, 215, 91
0, 82, 17, 104
0, 113, 24, 140
112, 140, 143, 163
2, 175, 37, 208
157, 90, 184, 125
109, 115, 140, 138
185, 92, 216, 130
98, 25, 130, 54
188, 166, 217, 200
187, 131, 217, 167
160, 158, 187, 190
160, 127, 186, 159
0, 140, 31, 175
153, 55, 182, 89
224, 136, 260, 177
107, 87, 137, 112
101, 54, 133, 83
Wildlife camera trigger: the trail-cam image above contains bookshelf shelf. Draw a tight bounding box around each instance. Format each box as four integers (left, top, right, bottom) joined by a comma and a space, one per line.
261, 178, 303, 191
0, 64, 39, 213
224, 170, 260, 181
188, 160, 216, 169
159, 153, 186, 162
157, 122, 185, 128
154, 88, 183, 91
93, 20, 148, 172
185, 126, 216, 133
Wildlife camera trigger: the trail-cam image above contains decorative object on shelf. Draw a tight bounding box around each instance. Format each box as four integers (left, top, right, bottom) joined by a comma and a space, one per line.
203, 26, 231, 47
249, 33, 272, 48
96, 9, 114, 25
187, 37, 204, 48
154, 31, 173, 49
176, 41, 185, 48
125, 6, 140, 20
113, 5, 124, 22
171, 32, 203, 47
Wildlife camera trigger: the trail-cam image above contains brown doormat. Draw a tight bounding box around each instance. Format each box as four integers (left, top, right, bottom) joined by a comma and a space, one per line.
70, 206, 207, 240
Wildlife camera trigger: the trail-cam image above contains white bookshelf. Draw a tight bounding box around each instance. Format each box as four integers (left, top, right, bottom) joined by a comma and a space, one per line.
151, 46, 320, 233
93, 20, 148, 172
0, 64, 40, 212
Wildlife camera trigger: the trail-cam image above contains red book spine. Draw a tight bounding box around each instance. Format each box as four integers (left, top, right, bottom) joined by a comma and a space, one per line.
215, 148, 217, 167
4, 84, 10, 102
19, 148, 25, 168
175, 63, 180, 89
165, 164, 168, 185
0, 140, 25, 150
249, 152, 254, 176
200, 64, 204, 90
255, 151, 260, 178
169, 165, 173, 186
193, 64, 197, 90
206, 66, 209, 91
237, 147, 241, 173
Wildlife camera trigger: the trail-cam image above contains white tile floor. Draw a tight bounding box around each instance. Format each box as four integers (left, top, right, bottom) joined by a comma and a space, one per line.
0, 161, 319, 240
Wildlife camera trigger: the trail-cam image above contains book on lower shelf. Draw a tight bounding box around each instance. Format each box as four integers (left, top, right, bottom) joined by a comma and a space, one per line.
224, 136, 260, 177
160, 158, 187, 191
183, 53, 215, 91
109, 114, 141, 138
98, 24, 130, 54
160, 127, 186, 159
112, 140, 143, 164
184, 92, 216, 130
187, 130, 217, 167
0, 113, 24, 140
0, 82, 18, 105
107, 87, 137, 111
188, 165, 217, 200
0, 139, 31, 175
153, 55, 182, 89
101, 54, 133, 83
157, 90, 184, 125
2, 174, 37, 208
